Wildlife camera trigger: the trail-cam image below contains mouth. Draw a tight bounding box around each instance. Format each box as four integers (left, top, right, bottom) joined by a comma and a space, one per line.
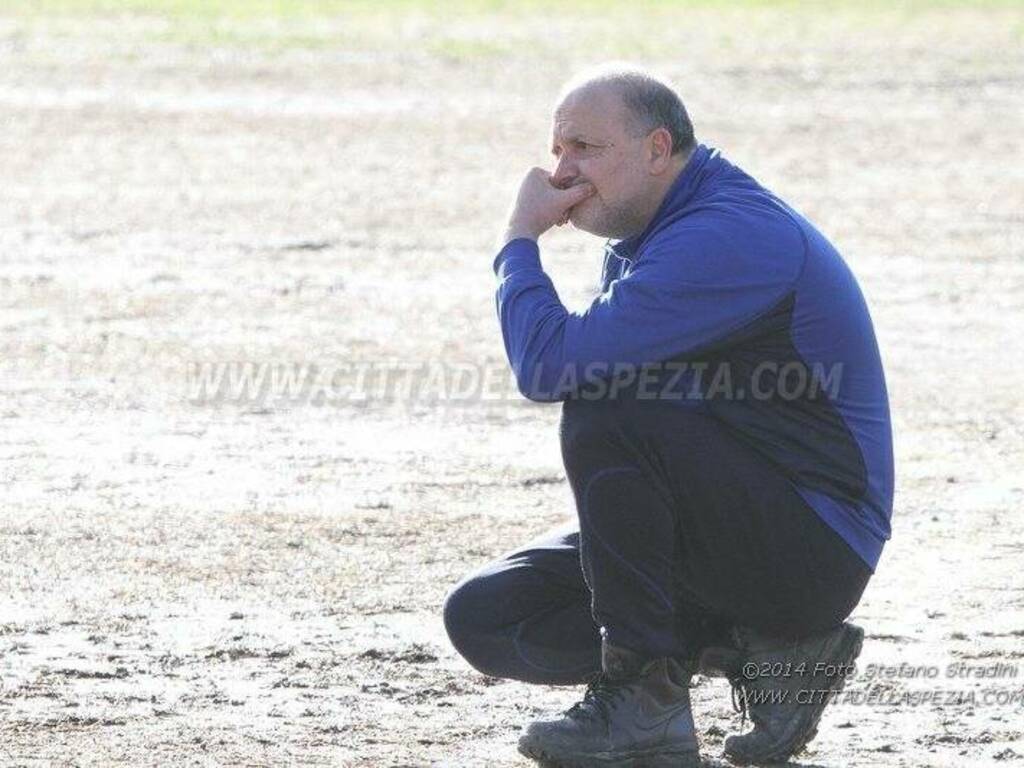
554, 176, 590, 191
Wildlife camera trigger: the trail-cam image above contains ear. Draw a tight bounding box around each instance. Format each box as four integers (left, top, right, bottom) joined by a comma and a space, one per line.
648, 127, 673, 173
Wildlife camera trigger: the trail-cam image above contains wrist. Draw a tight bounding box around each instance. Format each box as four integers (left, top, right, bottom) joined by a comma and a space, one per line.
502, 220, 542, 245
493, 235, 541, 276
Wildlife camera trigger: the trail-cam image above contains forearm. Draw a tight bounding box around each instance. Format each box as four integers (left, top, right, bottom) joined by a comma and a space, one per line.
493, 239, 573, 401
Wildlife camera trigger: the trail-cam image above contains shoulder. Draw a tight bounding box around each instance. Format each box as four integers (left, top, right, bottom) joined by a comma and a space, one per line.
635, 203, 806, 288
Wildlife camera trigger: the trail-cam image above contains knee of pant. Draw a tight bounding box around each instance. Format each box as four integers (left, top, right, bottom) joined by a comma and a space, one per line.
442, 577, 506, 677
559, 398, 629, 457
442, 579, 476, 649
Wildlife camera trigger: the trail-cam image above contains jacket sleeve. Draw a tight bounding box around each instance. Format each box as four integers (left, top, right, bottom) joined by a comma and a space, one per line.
493, 230, 801, 402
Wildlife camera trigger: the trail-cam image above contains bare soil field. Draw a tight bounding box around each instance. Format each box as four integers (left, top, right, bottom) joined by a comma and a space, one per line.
1, 3, 1023, 766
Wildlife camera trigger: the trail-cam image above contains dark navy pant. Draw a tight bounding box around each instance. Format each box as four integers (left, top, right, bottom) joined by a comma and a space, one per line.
444, 395, 871, 685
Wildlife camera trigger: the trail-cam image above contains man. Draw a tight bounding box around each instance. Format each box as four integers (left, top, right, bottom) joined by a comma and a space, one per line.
444, 65, 893, 767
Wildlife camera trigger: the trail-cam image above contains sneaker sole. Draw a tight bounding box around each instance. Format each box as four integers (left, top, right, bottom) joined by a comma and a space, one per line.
724, 622, 865, 765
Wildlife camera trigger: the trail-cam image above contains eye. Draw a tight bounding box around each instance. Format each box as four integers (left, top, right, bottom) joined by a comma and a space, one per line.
553, 139, 600, 157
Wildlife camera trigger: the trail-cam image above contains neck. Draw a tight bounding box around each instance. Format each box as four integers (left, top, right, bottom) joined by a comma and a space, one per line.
633, 148, 693, 236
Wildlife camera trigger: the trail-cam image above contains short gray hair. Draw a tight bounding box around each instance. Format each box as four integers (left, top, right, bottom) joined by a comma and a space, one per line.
560, 64, 696, 156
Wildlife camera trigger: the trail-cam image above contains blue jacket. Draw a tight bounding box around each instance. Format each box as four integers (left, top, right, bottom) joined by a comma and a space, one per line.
493, 144, 894, 569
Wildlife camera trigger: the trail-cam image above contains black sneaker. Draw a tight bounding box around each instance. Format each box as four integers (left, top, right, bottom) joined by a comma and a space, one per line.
518, 641, 701, 768
700, 622, 863, 765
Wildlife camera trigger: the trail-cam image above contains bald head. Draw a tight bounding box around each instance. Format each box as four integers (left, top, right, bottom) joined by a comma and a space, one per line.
548, 65, 695, 239
557, 65, 695, 157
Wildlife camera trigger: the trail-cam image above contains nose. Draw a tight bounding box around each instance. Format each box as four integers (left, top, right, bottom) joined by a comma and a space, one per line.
551, 153, 579, 190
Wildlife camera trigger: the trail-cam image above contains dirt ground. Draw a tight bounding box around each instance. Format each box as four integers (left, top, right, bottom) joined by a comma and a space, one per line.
1, 3, 1023, 766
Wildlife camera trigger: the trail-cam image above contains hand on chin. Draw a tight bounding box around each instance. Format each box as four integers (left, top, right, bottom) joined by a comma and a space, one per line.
569, 195, 598, 228
567, 198, 601, 234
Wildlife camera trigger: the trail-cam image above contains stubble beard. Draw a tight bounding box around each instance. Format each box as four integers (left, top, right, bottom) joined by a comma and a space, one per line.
569, 195, 645, 240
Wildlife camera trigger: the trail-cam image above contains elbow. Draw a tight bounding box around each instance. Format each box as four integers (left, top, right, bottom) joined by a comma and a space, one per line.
514, 370, 551, 402
513, 359, 563, 402
517, 383, 558, 403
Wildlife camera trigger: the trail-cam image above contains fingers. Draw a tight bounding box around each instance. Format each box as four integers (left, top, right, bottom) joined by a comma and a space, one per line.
508, 167, 594, 235
564, 181, 595, 204
528, 166, 552, 184
553, 182, 595, 226
552, 181, 594, 209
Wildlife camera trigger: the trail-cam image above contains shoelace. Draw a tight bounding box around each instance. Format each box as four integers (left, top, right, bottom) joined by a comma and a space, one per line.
566, 672, 631, 722
727, 671, 750, 729
700, 643, 751, 729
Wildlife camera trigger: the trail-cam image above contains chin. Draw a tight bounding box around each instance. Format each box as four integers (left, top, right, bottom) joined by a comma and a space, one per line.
569, 199, 631, 239
569, 204, 608, 237
570, 215, 614, 239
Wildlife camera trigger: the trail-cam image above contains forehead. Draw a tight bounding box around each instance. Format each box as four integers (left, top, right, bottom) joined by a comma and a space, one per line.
552, 85, 629, 142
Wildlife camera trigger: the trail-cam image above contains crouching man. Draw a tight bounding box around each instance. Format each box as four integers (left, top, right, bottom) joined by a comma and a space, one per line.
444, 65, 893, 767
